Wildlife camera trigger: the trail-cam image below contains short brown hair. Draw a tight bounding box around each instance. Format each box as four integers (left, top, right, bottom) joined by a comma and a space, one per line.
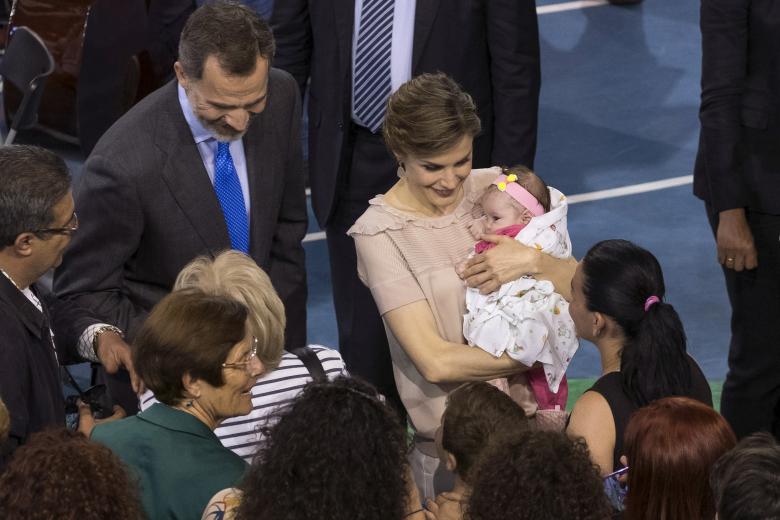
383, 72, 481, 159
133, 289, 248, 405
441, 382, 529, 483
178, 0, 275, 79
623, 397, 736, 520
0, 428, 144, 519
174, 251, 286, 370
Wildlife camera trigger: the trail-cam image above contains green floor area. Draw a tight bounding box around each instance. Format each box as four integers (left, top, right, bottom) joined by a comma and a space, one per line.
566, 379, 723, 412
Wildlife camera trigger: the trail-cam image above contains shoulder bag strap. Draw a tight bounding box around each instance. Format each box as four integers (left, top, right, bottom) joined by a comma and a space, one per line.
287, 346, 327, 382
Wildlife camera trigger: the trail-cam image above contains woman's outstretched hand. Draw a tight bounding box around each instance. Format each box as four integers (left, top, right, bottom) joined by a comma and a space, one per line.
459, 234, 540, 294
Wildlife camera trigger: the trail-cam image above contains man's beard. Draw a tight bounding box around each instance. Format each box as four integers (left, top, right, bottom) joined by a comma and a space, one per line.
198, 114, 247, 142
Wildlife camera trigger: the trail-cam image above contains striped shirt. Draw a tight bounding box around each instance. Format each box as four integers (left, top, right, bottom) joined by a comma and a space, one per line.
139, 345, 348, 463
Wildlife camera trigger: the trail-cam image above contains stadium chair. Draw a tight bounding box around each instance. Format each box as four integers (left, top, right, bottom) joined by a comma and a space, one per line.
0, 26, 54, 144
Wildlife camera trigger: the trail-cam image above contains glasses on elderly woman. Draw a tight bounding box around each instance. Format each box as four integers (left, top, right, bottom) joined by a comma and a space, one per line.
222, 336, 261, 374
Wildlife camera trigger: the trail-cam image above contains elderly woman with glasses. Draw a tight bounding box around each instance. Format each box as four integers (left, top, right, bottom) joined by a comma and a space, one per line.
91, 289, 262, 520
139, 250, 347, 462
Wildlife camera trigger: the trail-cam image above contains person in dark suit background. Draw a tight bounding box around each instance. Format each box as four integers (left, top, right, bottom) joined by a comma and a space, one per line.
695, 0, 780, 439
0, 145, 134, 468
271, 0, 540, 411
54, 1, 307, 414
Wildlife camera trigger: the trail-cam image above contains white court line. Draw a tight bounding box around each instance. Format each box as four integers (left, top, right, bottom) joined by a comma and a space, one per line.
536, 0, 609, 15
302, 175, 693, 243
567, 175, 693, 204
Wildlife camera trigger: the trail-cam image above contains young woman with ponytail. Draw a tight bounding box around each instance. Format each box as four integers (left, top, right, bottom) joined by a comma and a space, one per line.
566, 239, 712, 474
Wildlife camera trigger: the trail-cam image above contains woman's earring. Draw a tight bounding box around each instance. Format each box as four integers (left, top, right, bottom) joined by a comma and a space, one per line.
185, 399, 194, 408
397, 162, 405, 178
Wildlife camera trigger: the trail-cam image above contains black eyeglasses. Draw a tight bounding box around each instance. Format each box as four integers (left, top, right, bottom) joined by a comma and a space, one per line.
34, 212, 79, 236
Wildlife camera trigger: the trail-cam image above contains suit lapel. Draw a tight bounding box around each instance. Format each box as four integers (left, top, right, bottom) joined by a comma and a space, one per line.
156, 84, 230, 254
243, 103, 275, 261
333, 0, 356, 80
412, 0, 442, 73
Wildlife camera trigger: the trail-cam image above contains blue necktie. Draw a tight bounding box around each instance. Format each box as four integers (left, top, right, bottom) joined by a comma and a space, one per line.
353, 0, 394, 133
214, 142, 249, 253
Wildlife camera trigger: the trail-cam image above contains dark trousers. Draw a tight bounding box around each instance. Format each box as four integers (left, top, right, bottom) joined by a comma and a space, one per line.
708, 206, 780, 439
325, 124, 403, 416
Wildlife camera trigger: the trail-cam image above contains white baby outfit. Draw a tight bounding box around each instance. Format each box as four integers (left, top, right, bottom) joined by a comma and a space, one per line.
463, 185, 578, 393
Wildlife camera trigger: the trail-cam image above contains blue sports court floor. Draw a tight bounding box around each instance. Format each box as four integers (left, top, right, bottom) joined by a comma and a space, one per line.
19, 0, 730, 391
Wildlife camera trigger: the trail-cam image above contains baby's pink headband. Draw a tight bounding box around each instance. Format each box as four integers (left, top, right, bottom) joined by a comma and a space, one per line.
492, 174, 545, 217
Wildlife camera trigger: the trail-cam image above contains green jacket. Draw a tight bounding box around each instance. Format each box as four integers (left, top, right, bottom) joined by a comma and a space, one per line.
92, 403, 247, 519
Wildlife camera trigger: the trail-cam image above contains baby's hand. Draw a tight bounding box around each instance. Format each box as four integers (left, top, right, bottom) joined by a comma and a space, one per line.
469, 217, 487, 240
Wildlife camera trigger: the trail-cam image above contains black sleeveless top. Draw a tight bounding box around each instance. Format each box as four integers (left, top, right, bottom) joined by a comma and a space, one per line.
587, 355, 712, 472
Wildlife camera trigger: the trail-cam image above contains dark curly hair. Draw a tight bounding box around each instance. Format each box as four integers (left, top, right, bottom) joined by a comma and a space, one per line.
0, 428, 144, 519
466, 431, 612, 520
235, 377, 411, 520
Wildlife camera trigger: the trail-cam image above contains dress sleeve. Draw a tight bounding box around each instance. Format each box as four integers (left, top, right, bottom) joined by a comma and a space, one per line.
353, 231, 425, 315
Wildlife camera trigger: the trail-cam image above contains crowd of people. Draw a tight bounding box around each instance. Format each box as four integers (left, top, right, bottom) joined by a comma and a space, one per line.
0, 0, 778, 519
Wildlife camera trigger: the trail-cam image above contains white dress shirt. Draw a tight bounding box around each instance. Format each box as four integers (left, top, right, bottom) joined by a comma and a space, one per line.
177, 85, 251, 214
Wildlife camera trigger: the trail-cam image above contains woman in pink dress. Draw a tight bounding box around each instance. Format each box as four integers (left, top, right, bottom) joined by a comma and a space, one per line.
348, 72, 576, 499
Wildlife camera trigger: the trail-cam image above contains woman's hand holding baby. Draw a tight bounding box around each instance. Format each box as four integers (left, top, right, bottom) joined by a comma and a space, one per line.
460, 235, 578, 299
459, 234, 540, 294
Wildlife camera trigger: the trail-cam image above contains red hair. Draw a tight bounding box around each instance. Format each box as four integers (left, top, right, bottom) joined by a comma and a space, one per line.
623, 397, 736, 520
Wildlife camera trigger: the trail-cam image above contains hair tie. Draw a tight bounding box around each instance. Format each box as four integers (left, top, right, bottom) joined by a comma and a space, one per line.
644, 296, 660, 312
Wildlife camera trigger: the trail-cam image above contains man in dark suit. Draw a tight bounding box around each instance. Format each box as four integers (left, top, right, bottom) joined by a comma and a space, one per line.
271, 0, 540, 411
0, 145, 133, 468
695, 0, 780, 439
55, 1, 307, 413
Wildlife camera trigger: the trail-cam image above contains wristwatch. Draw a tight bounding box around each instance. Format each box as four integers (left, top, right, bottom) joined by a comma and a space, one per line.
92, 325, 124, 359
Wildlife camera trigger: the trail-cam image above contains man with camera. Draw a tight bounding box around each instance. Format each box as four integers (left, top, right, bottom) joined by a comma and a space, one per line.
0, 145, 137, 468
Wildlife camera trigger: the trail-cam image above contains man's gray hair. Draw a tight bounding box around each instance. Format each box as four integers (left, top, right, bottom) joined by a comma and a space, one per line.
0, 145, 71, 247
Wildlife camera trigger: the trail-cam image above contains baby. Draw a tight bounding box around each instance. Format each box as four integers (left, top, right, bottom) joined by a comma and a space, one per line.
463, 165, 578, 425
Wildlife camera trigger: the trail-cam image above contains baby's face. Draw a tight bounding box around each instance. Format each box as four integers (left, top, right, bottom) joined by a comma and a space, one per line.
482, 191, 528, 234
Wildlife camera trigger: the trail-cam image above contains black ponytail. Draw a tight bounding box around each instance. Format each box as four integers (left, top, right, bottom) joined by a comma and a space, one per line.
581, 240, 692, 407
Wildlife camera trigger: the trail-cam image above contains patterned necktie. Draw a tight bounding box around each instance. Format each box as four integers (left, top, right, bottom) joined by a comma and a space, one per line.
214, 142, 249, 254
353, 0, 395, 133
